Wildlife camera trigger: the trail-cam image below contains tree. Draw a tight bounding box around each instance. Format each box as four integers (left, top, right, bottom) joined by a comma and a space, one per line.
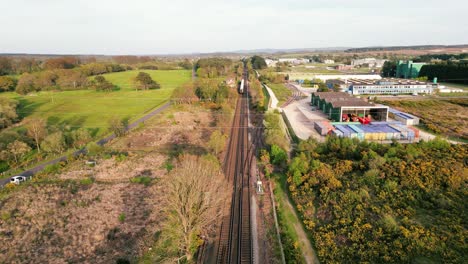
80, 63, 109, 76
16, 73, 37, 94
55, 70, 88, 90
251, 55, 267, 69
26, 118, 47, 153
163, 155, 227, 262
0, 98, 19, 129
5, 140, 31, 165
270, 144, 288, 166
381, 61, 397, 77
42, 57, 79, 70
36, 71, 58, 90
70, 128, 91, 148
172, 82, 198, 104
109, 117, 128, 137
41, 132, 65, 154
0, 57, 13, 75
195, 79, 218, 100
178, 59, 193, 70
92, 75, 115, 91
208, 130, 227, 156
134, 72, 160, 90
0, 76, 17, 92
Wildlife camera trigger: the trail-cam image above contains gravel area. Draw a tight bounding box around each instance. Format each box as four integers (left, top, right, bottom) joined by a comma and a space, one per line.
282, 97, 327, 141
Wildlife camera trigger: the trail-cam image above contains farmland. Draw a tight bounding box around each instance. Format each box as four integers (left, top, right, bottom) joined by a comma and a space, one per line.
382, 99, 468, 140
0, 70, 191, 136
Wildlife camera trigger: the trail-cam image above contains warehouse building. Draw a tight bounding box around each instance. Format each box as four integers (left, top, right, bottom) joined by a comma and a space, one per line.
311, 92, 388, 122
389, 108, 420, 125
349, 78, 433, 95
396, 60, 426, 78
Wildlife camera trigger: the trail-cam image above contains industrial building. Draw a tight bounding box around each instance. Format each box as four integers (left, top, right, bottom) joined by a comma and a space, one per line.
396, 60, 426, 78
326, 78, 434, 95
311, 92, 389, 122
389, 108, 420, 125
349, 78, 433, 95
351, 58, 387, 68
334, 64, 354, 70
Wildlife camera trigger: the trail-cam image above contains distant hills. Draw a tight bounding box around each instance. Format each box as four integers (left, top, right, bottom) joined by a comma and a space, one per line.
345, 44, 468, 53
1, 44, 468, 57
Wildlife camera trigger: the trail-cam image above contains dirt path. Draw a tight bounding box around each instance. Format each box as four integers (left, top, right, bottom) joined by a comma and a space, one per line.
282, 192, 320, 264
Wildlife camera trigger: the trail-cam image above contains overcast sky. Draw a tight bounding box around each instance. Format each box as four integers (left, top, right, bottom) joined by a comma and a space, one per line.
1, 0, 467, 55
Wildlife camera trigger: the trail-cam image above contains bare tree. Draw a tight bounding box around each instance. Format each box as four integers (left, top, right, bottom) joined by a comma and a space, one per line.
163, 154, 228, 262
6, 140, 31, 165
26, 118, 47, 153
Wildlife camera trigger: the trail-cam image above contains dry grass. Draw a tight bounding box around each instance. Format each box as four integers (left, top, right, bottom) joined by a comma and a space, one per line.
0, 104, 221, 263
0, 182, 165, 263
383, 99, 468, 140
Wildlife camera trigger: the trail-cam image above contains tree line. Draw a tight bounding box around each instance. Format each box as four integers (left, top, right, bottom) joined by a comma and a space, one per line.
419, 61, 468, 84
0, 67, 161, 94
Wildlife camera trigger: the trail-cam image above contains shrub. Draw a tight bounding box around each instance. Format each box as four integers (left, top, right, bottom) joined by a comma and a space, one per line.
130, 176, 153, 186
43, 163, 62, 174
87, 142, 103, 156
118, 213, 126, 223
80, 177, 94, 185
270, 145, 287, 166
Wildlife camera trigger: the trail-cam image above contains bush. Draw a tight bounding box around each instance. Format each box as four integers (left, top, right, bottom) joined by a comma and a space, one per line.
130, 176, 153, 186
115, 153, 127, 162
43, 163, 62, 174
87, 142, 103, 156
270, 145, 287, 166
118, 213, 126, 223
80, 177, 94, 185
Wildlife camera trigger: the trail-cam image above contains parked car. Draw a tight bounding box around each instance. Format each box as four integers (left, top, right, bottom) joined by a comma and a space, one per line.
10, 176, 28, 185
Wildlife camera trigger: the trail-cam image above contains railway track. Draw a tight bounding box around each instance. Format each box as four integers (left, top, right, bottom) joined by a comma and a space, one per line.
215, 68, 253, 264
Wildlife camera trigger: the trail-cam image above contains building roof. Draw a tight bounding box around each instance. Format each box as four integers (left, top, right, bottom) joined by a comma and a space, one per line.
330, 78, 431, 86
313, 92, 375, 108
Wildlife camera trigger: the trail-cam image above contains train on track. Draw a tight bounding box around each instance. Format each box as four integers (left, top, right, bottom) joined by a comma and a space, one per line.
239, 79, 245, 94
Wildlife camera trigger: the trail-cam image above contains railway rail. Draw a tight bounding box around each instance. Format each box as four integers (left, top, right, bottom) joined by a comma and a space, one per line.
215, 68, 253, 264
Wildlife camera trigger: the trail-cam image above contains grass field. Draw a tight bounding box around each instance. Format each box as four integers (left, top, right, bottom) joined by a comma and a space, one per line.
267, 83, 292, 106
1, 70, 191, 136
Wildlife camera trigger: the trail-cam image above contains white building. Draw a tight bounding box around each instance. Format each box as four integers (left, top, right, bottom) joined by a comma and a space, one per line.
438, 87, 464, 93
323, 59, 335, 64
349, 78, 433, 95
278, 58, 309, 65
265, 59, 278, 67
351, 58, 387, 68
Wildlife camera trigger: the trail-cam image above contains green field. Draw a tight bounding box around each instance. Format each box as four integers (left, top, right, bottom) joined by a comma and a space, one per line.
267, 83, 292, 105
1, 70, 191, 136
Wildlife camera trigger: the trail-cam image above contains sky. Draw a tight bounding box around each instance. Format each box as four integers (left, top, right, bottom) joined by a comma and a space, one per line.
1, 0, 468, 55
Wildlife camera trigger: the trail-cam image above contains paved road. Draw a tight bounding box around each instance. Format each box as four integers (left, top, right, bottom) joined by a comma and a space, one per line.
0, 102, 172, 187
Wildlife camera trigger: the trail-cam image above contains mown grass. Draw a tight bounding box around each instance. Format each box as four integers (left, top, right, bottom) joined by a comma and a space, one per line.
267, 83, 292, 106
1, 70, 191, 136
